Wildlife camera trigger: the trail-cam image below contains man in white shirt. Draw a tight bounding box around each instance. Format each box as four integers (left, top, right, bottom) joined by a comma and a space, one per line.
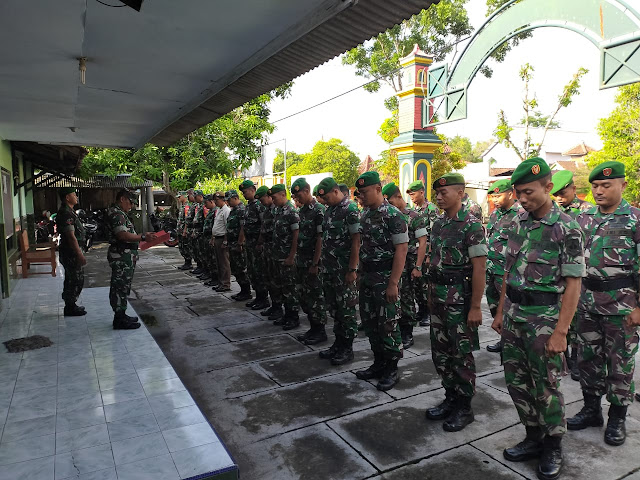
211, 192, 232, 292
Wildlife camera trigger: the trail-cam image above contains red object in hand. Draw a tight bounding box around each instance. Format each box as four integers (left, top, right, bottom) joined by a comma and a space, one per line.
140, 230, 170, 250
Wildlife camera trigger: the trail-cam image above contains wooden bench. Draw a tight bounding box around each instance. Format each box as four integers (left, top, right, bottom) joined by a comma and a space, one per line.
19, 230, 56, 278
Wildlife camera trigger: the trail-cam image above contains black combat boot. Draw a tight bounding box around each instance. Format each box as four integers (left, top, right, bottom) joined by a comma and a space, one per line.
178, 260, 192, 270
262, 304, 278, 317
537, 436, 563, 480
567, 394, 603, 430
251, 292, 270, 310
503, 426, 544, 462
400, 323, 414, 349
198, 271, 211, 281
124, 313, 139, 323
418, 307, 431, 327
570, 348, 580, 381
304, 324, 327, 346
245, 298, 258, 308
443, 395, 474, 432
319, 339, 340, 360
426, 390, 457, 420
191, 266, 203, 275
282, 309, 300, 331
64, 303, 87, 317
331, 337, 354, 365
296, 318, 315, 342
204, 279, 218, 287
234, 284, 252, 302
376, 358, 399, 391
355, 351, 386, 380
269, 304, 284, 323
486, 342, 502, 353
604, 404, 628, 446
113, 312, 140, 330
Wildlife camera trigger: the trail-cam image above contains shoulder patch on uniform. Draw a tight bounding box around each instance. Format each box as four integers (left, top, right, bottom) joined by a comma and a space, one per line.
565, 235, 582, 257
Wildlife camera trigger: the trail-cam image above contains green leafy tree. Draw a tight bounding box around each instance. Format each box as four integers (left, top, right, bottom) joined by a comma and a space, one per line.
494, 64, 588, 161
286, 139, 361, 186
80, 84, 292, 195
472, 139, 493, 161
272, 148, 304, 173
375, 150, 399, 184
448, 135, 475, 163
586, 83, 640, 203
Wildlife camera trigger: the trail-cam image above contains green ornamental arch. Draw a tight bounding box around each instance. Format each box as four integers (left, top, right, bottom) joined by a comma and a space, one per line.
426, 0, 640, 126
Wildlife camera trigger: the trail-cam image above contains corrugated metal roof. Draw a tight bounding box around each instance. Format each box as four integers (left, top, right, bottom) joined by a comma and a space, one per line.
35, 174, 153, 189
151, 0, 437, 146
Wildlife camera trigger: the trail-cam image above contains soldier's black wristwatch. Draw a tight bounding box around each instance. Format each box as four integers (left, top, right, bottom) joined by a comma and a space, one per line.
141, 234, 146, 242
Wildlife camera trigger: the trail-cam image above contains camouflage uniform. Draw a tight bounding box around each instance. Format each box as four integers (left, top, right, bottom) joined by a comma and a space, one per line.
272, 200, 300, 312
322, 196, 361, 340
244, 199, 267, 298
296, 199, 327, 326
359, 199, 408, 361
462, 193, 483, 220
226, 202, 250, 289
503, 202, 585, 436
261, 203, 279, 304
56, 204, 86, 305
486, 202, 520, 316
191, 201, 204, 266
106, 204, 140, 314
413, 201, 439, 318
184, 201, 196, 260
429, 207, 487, 398
177, 202, 191, 262
398, 207, 428, 328
577, 200, 640, 406
202, 206, 217, 278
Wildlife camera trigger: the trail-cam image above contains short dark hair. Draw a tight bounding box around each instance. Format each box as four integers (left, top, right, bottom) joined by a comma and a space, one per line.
115, 189, 134, 202
538, 174, 551, 187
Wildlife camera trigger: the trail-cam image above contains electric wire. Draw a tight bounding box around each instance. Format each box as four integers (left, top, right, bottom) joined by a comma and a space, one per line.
94, 0, 127, 7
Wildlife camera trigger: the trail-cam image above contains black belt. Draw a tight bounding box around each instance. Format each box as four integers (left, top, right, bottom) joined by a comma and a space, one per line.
506, 286, 559, 306
583, 276, 636, 292
360, 260, 393, 273
429, 269, 471, 285
214, 235, 225, 239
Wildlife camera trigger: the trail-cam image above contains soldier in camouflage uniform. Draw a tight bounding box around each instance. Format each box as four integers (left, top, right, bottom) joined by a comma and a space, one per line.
56, 187, 87, 316
225, 190, 252, 302
291, 178, 328, 345
202, 194, 218, 287
551, 170, 593, 379
191, 190, 209, 280
106, 190, 157, 329
354, 171, 408, 392
256, 186, 281, 320
176, 191, 192, 270
383, 182, 428, 350
485, 178, 520, 354
424, 173, 487, 432
462, 192, 483, 220
184, 189, 196, 271
492, 158, 585, 480
316, 177, 361, 365
567, 161, 640, 447
406, 180, 438, 327
239, 180, 270, 310
270, 183, 301, 329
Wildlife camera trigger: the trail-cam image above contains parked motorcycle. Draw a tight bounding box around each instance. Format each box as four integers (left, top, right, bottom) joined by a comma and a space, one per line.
149, 213, 179, 247
35, 219, 54, 244
76, 209, 98, 252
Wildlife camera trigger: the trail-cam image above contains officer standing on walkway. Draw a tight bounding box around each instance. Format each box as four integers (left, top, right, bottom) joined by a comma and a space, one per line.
176, 191, 192, 271
184, 189, 196, 271
192, 189, 208, 280
202, 194, 218, 287
56, 187, 87, 316
256, 186, 277, 316
567, 161, 640, 447
492, 158, 585, 480
225, 190, 252, 301
106, 190, 156, 329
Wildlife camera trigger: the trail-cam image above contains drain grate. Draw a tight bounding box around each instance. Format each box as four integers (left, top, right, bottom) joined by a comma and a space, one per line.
3, 335, 54, 353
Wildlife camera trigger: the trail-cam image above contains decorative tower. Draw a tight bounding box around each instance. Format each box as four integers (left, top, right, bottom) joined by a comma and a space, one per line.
391, 44, 442, 202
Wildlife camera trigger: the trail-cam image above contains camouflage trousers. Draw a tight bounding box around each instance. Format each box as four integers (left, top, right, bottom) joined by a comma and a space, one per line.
272, 260, 299, 311
178, 234, 191, 262
399, 265, 418, 327
191, 234, 201, 265
60, 253, 84, 305
431, 303, 479, 398
200, 236, 217, 279
485, 272, 503, 317
359, 272, 402, 361
246, 239, 267, 296
263, 245, 280, 304
413, 272, 430, 316
323, 268, 358, 340
229, 247, 250, 288
296, 261, 327, 326
577, 311, 639, 406
107, 250, 137, 314
503, 314, 567, 436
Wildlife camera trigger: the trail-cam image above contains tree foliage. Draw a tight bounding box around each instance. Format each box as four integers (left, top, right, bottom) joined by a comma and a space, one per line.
284, 139, 361, 187
493, 64, 588, 161
375, 150, 400, 184
586, 83, 640, 204
79, 84, 292, 195
272, 148, 305, 173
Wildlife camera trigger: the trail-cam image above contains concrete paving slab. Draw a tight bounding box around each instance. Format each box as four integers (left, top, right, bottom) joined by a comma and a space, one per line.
235, 423, 378, 480
191, 364, 278, 399
173, 308, 262, 328
152, 326, 230, 351
328, 383, 520, 471
218, 319, 308, 341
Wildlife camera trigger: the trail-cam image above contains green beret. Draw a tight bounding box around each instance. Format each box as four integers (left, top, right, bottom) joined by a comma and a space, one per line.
316, 177, 338, 195
550, 171, 574, 195
382, 182, 400, 198
255, 186, 269, 199
203, 194, 214, 202
511, 157, 551, 186
224, 190, 239, 200
433, 173, 465, 190
489, 178, 512, 195
194, 189, 204, 197
355, 171, 380, 188
406, 180, 425, 193
291, 178, 309, 194
588, 161, 625, 183
239, 179, 255, 191
59, 187, 77, 200
269, 184, 286, 195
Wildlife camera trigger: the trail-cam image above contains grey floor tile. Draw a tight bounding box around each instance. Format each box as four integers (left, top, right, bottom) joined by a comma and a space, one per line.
154, 405, 206, 432
111, 432, 169, 465
100, 382, 146, 406
0, 433, 55, 466
56, 392, 103, 414
103, 398, 153, 423
107, 413, 159, 442
171, 442, 235, 479
141, 377, 185, 397
56, 406, 105, 433
147, 391, 195, 414
135, 366, 178, 386
115, 453, 180, 480
162, 422, 219, 453
0, 454, 54, 480
1, 414, 56, 443
55, 424, 110, 454
58, 467, 117, 480
54, 444, 115, 480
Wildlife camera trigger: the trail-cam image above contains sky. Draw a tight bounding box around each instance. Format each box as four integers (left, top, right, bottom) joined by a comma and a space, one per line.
262, 0, 618, 173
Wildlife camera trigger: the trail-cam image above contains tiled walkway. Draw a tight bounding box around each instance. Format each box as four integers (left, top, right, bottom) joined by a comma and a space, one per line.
0, 270, 237, 479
